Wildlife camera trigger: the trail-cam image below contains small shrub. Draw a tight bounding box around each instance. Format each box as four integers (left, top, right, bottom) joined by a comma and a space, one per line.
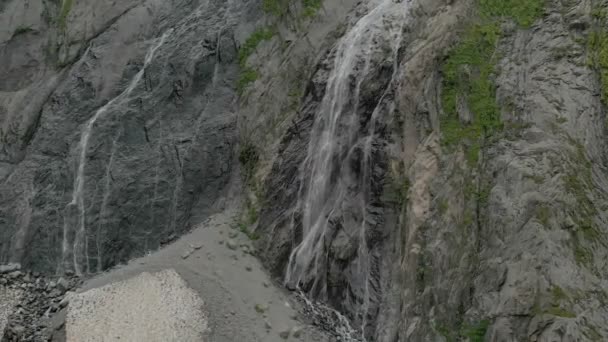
303, 0, 322, 17
238, 142, 259, 179
238, 28, 275, 67
237, 67, 259, 94
461, 320, 490, 342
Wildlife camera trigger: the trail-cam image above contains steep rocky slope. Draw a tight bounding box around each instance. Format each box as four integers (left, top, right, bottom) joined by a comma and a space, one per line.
0, 0, 250, 273
2, 0, 608, 341
246, 0, 608, 340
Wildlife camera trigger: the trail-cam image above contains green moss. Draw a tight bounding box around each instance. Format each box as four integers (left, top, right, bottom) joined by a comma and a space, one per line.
438, 199, 449, 215
462, 210, 475, 228
545, 306, 576, 318
584, 324, 603, 341
440, 22, 502, 164
238, 28, 275, 67
58, 0, 74, 30
551, 286, 569, 302
303, 0, 322, 17
238, 143, 260, 180
592, 7, 608, 20
441, 0, 545, 165
461, 320, 490, 342
574, 240, 593, 266
536, 205, 550, 227
556, 116, 568, 124
237, 67, 259, 94
237, 28, 275, 94
262, 0, 288, 16
588, 4, 608, 104
524, 173, 545, 185
478, 0, 544, 27
396, 177, 411, 206
435, 323, 455, 342
262, 0, 322, 17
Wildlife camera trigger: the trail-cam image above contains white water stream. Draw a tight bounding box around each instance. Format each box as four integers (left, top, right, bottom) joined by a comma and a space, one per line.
62, 31, 172, 276
285, 0, 410, 338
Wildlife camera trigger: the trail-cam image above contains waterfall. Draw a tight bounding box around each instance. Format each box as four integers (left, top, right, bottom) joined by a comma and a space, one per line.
62, 30, 172, 276
284, 0, 410, 337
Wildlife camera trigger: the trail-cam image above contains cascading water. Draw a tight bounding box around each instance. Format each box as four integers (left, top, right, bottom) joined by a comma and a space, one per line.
62, 30, 172, 276
284, 0, 410, 338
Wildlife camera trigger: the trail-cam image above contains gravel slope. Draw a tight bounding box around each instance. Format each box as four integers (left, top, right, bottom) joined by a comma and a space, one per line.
63, 207, 332, 342
66, 269, 208, 342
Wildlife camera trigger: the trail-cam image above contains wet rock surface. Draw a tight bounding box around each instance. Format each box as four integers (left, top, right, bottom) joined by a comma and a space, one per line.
0, 0, 253, 274
3, 0, 608, 341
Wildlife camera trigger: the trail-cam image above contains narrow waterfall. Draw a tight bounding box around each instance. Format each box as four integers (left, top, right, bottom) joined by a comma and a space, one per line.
62, 30, 172, 276
284, 0, 410, 335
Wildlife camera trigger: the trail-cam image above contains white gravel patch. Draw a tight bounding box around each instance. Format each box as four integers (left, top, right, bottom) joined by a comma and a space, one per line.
0, 286, 21, 337
66, 269, 207, 342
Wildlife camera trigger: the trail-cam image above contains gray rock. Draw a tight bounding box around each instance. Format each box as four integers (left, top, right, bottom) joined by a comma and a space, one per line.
279, 328, 290, 339
291, 326, 303, 338
226, 239, 238, 250
8, 271, 22, 279
181, 249, 194, 260
0, 263, 21, 274
0, 0, 244, 274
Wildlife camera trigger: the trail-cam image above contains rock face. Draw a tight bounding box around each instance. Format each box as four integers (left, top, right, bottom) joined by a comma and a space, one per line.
245, 0, 608, 341
0, 0, 249, 274
3, 0, 608, 341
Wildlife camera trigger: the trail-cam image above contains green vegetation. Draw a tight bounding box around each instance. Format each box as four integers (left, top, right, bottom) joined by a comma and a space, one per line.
237, 28, 275, 94
438, 199, 449, 215
588, 3, 608, 104
584, 324, 603, 341
478, 0, 544, 28
532, 287, 576, 319
441, 0, 545, 165
435, 319, 489, 342
238, 142, 260, 180
58, 0, 74, 30
302, 0, 322, 17
536, 205, 550, 227
587, 29, 608, 104
396, 176, 410, 206
237, 67, 259, 94
545, 306, 576, 318
262, 0, 288, 16
573, 233, 593, 267
551, 286, 569, 302
441, 22, 501, 164
461, 320, 490, 342
238, 28, 275, 66
262, 0, 322, 17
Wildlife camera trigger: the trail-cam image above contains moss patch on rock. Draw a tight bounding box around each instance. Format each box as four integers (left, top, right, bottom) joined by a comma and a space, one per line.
440, 0, 545, 165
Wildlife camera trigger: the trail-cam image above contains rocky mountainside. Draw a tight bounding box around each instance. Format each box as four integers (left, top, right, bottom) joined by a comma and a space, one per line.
2, 0, 608, 340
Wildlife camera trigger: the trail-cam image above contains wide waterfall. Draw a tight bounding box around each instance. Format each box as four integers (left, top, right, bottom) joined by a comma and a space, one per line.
284, 0, 410, 337
62, 30, 172, 276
